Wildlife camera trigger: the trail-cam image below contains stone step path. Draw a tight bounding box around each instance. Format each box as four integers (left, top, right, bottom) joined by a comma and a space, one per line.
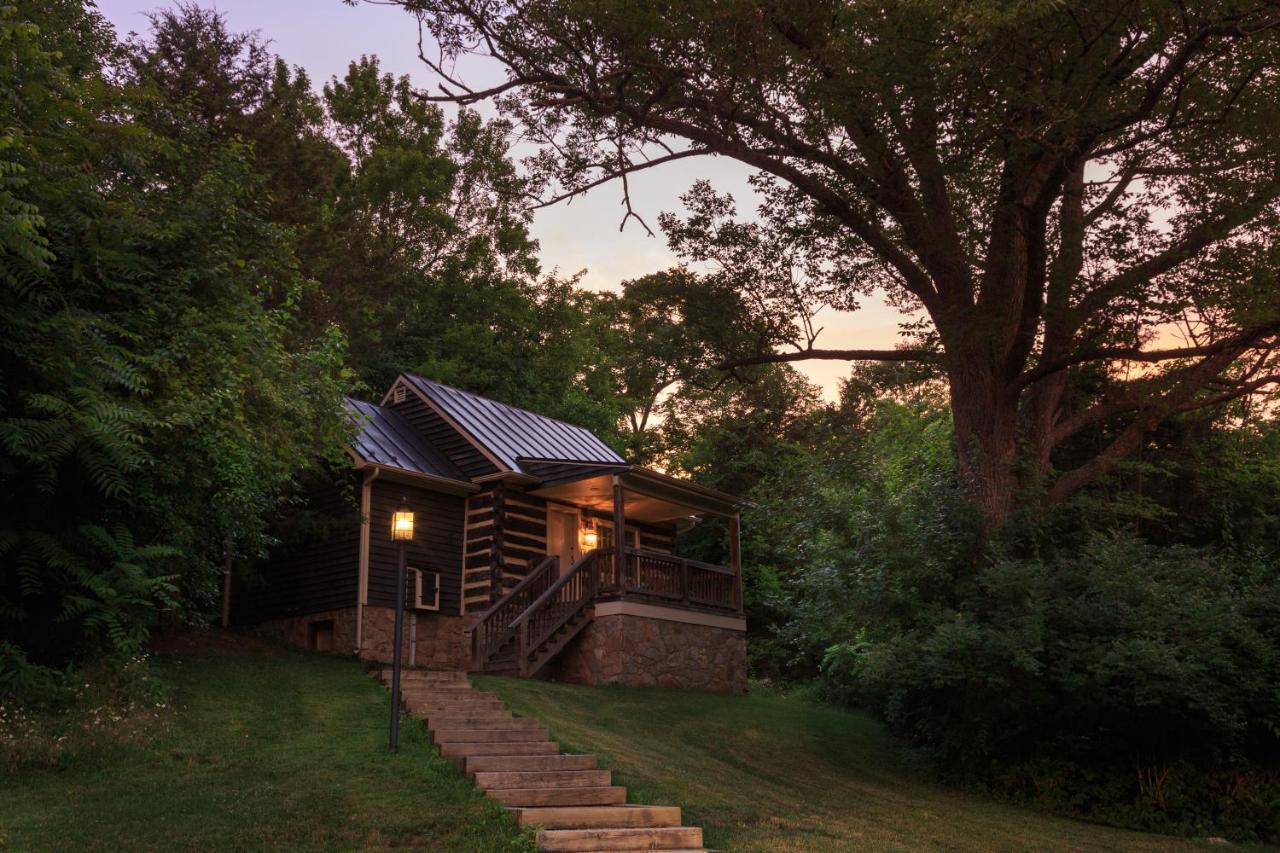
380, 669, 706, 852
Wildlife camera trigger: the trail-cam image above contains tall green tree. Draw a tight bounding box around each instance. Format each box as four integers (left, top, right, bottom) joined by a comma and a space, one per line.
1, 0, 348, 670
392, 0, 1280, 527
125, 9, 613, 432
594, 268, 748, 462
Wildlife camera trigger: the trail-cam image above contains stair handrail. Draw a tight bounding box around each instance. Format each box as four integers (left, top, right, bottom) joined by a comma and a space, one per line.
509, 549, 602, 675
468, 554, 559, 669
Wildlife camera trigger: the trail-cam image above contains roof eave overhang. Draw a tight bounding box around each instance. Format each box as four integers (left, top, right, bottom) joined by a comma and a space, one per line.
346, 452, 479, 496
473, 470, 543, 488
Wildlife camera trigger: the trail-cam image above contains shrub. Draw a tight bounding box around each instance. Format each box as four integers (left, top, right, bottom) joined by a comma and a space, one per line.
837, 532, 1280, 840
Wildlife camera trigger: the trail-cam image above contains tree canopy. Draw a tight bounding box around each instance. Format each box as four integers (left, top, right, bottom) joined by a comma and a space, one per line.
397, 0, 1280, 526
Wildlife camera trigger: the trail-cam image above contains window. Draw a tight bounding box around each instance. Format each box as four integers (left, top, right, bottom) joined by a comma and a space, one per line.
411, 567, 440, 611
596, 521, 639, 550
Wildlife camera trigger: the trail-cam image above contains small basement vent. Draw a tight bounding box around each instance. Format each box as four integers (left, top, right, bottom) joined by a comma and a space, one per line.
391, 382, 407, 404
411, 568, 440, 611
307, 619, 335, 652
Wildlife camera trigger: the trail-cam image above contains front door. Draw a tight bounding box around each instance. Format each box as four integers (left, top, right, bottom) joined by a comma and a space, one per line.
546, 508, 580, 569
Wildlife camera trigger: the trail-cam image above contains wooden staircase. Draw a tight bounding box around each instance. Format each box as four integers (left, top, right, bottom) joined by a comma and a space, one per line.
382, 669, 705, 851
471, 551, 602, 677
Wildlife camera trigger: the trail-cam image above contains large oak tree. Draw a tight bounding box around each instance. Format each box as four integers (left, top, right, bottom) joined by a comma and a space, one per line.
384, 0, 1280, 525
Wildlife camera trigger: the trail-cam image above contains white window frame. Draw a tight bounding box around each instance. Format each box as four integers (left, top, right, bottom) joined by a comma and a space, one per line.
410, 567, 440, 611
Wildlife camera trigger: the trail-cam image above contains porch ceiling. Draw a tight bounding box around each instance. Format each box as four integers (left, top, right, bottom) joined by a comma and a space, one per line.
529, 468, 739, 523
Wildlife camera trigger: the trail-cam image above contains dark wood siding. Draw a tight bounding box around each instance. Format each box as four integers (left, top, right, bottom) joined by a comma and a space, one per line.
234, 478, 360, 624
390, 383, 498, 479
367, 479, 466, 616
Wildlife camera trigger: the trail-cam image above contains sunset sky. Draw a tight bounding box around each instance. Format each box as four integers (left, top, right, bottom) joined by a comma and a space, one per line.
96, 0, 908, 399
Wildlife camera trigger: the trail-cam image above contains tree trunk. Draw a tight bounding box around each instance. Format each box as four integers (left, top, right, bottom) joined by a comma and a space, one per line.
946, 352, 1022, 529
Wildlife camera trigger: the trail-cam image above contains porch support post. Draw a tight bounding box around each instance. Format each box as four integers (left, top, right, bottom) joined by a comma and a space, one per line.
728, 513, 742, 613
612, 475, 626, 592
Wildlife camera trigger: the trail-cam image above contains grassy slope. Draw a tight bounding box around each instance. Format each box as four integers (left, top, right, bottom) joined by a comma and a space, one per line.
477, 676, 1233, 853
1, 636, 522, 852
2, 638, 1247, 852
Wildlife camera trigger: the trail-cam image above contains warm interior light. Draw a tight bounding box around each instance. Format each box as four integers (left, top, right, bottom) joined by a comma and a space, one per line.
581, 524, 599, 550
391, 499, 414, 541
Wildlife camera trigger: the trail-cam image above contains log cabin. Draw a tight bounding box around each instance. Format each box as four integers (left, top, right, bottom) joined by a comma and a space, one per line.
233, 373, 747, 693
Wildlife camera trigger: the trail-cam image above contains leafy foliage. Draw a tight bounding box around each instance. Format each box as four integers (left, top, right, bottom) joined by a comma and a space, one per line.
739, 387, 1280, 840
0, 1, 348, 685
398, 0, 1280, 526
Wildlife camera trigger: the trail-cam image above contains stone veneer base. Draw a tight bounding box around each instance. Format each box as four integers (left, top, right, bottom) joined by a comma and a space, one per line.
549, 602, 748, 694
250, 605, 473, 670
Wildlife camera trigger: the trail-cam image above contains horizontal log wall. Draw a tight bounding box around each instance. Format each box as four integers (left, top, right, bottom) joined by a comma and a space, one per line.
500, 490, 548, 591
463, 488, 497, 611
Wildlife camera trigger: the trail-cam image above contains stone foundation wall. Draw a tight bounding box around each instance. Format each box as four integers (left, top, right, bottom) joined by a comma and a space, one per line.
358, 605, 472, 669
251, 606, 360, 655
550, 606, 747, 694
250, 605, 472, 670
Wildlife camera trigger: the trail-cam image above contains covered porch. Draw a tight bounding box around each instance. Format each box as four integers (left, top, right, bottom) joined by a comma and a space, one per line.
525, 461, 743, 616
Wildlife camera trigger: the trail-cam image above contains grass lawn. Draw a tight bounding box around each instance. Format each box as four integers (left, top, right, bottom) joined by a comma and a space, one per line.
1, 634, 523, 852
2, 635, 1250, 851
477, 675, 1240, 853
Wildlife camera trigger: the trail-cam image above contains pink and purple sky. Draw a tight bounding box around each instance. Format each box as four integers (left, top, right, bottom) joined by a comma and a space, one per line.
95, 0, 907, 399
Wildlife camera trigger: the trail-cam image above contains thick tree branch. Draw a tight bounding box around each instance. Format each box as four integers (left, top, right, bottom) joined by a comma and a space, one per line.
1019, 326, 1280, 389
717, 347, 939, 371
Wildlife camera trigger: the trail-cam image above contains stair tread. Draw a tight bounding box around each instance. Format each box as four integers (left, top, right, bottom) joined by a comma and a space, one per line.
475, 769, 611, 789
536, 826, 703, 852
486, 786, 627, 807
374, 607, 704, 852
465, 754, 596, 773
513, 804, 681, 829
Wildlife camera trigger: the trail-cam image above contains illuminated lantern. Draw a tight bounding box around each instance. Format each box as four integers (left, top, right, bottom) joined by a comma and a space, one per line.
391, 499, 414, 541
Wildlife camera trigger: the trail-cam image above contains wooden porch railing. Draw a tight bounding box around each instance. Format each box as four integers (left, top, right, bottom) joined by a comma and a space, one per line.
601, 547, 741, 613
469, 554, 558, 670
509, 549, 601, 676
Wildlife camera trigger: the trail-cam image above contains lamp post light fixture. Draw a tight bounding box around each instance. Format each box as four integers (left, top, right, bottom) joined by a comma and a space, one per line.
388, 497, 414, 753
581, 522, 599, 551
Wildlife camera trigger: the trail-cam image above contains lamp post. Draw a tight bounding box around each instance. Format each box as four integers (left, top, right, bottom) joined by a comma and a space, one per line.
388, 498, 414, 753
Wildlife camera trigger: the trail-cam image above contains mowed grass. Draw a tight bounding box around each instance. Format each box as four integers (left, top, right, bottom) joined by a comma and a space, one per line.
476, 675, 1238, 853
1, 635, 522, 852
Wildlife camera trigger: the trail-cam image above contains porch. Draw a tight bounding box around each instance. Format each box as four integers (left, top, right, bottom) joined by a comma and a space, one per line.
527, 460, 742, 611
470, 463, 745, 689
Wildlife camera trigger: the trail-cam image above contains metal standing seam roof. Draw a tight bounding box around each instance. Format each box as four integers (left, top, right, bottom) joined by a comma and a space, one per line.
344, 397, 466, 482
400, 373, 626, 473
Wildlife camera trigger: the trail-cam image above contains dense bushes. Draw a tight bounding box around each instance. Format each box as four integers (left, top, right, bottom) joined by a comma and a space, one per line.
0, 1, 349, 693
744, 393, 1280, 841
852, 534, 1280, 838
